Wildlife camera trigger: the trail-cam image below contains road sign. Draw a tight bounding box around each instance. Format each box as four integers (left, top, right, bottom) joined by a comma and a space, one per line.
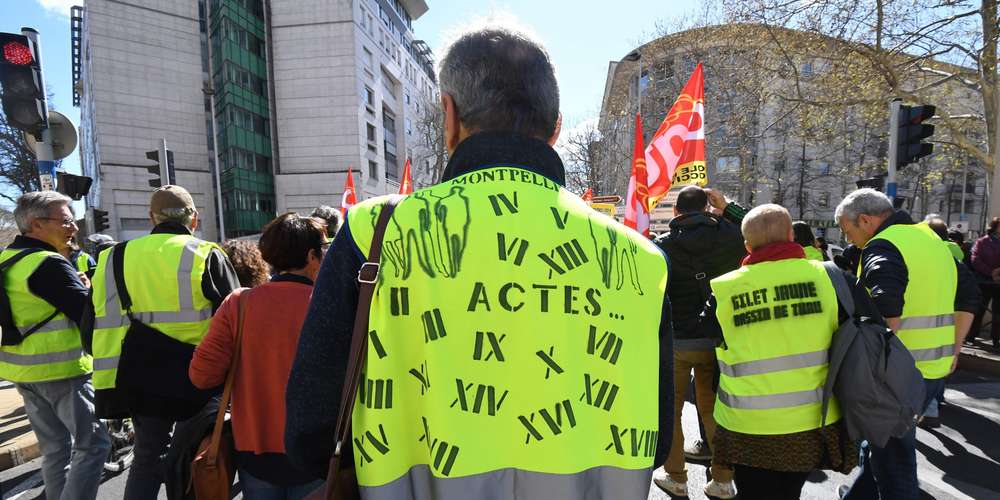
24, 110, 76, 160
591, 195, 622, 204
591, 203, 616, 218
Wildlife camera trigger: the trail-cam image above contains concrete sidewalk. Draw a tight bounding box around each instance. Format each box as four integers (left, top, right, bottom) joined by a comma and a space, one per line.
0, 382, 37, 472
961, 338, 1000, 377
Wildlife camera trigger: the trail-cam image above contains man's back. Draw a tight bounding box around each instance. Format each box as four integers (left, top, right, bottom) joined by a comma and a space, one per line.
343, 165, 668, 493
658, 213, 745, 336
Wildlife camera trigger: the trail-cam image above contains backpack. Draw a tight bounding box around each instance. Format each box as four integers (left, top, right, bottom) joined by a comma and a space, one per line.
820, 262, 926, 448
0, 248, 57, 346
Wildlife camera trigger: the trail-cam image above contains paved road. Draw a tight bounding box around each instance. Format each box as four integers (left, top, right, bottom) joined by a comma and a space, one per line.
2, 371, 997, 499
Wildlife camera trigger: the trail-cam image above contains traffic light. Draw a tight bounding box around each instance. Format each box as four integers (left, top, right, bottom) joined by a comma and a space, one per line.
92, 208, 109, 233
56, 172, 92, 200
0, 32, 46, 134
893, 104, 936, 169
145, 148, 175, 188
856, 176, 885, 191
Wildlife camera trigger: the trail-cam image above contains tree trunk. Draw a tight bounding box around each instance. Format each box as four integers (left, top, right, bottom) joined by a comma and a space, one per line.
982, 0, 1000, 220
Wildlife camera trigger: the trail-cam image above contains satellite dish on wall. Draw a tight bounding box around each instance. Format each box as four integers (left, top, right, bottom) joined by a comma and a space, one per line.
25, 111, 78, 161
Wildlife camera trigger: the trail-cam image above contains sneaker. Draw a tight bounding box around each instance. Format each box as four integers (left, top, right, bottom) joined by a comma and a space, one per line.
652, 468, 689, 497
704, 479, 737, 499
837, 484, 851, 499
683, 439, 712, 460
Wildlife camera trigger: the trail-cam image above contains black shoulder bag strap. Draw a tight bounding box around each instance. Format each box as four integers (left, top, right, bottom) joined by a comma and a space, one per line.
110, 241, 134, 318
820, 261, 858, 428
0, 248, 59, 339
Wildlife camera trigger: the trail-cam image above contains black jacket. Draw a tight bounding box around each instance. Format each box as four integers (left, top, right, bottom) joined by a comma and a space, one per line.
655, 207, 747, 349
285, 132, 676, 479
92, 222, 238, 419
860, 211, 980, 317
5, 235, 92, 335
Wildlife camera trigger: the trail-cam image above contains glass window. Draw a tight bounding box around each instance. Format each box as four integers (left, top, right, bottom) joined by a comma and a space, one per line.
369, 160, 378, 179
817, 161, 831, 175
716, 156, 740, 173
364, 86, 375, 107
367, 122, 377, 142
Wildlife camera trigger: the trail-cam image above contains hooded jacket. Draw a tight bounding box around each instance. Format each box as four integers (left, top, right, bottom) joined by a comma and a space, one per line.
656, 206, 747, 349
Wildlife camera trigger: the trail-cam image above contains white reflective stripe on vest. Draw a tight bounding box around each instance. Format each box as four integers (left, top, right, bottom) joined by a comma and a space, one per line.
20, 317, 74, 334
899, 314, 954, 330
95, 240, 210, 328
359, 464, 652, 500
910, 345, 954, 362
717, 349, 828, 378
176, 239, 200, 310
93, 356, 119, 371
717, 387, 823, 410
0, 348, 86, 366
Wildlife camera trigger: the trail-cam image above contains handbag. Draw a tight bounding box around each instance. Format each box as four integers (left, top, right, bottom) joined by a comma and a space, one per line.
190, 288, 249, 499
305, 195, 404, 500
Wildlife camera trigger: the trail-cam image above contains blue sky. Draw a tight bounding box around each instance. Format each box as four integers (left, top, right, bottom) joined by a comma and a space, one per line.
8, 0, 695, 182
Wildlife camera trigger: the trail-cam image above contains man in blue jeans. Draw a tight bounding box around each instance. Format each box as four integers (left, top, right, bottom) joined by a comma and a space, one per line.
836, 189, 979, 499
3, 192, 111, 500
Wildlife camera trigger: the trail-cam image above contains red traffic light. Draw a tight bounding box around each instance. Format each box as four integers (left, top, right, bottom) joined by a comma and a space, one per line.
2, 42, 33, 65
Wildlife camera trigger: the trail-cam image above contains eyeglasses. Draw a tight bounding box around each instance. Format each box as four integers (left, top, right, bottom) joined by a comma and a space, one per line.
38, 217, 78, 228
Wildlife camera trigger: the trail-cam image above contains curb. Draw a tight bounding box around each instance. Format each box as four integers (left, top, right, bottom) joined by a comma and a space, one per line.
960, 350, 1000, 378
0, 438, 40, 472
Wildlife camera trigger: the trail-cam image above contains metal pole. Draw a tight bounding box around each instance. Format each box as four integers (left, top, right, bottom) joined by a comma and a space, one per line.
961, 162, 968, 224
21, 28, 55, 191
159, 138, 169, 183
887, 98, 901, 199
204, 0, 226, 241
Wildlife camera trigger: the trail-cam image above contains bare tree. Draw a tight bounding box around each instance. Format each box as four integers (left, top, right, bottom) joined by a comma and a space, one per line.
0, 110, 42, 203
728, 0, 998, 217
412, 94, 448, 187
556, 118, 604, 194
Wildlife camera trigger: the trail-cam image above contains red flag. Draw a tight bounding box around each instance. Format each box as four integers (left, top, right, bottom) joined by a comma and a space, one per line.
581, 188, 593, 202
340, 167, 357, 216
644, 63, 706, 208
399, 158, 413, 194
624, 113, 650, 237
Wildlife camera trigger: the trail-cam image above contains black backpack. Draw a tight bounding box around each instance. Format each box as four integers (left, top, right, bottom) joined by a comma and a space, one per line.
820, 262, 926, 447
0, 248, 58, 346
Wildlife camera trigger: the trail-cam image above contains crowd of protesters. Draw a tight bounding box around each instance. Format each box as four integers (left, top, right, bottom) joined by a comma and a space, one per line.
0, 22, 990, 500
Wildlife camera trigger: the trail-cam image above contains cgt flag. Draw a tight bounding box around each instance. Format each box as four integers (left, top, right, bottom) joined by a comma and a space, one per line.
341, 166, 358, 216
644, 62, 707, 208
624, 113, 650, 237
581, 187, 593, 203
399, 158, 414, 194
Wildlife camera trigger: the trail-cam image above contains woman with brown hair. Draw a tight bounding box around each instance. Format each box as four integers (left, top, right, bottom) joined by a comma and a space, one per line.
221, 239, 270, 288
190, 213, 327, 499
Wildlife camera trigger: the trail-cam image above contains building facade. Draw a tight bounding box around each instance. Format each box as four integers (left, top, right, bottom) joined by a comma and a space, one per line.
75, 0, 437, 240
596, 24, 990, 241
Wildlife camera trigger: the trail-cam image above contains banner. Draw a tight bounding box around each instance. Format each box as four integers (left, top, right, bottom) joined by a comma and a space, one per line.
624, 113, 650, 237
644, 63, 707, 208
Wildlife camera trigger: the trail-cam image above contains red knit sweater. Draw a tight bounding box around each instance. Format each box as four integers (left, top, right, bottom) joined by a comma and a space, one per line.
189, 278, 312, 454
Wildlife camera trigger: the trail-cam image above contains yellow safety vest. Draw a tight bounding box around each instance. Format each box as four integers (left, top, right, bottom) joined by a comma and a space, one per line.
90, 234, 219, 391
866, 223, 957, 379
347, 166, 668, 497
945, 241, 964, 262
803, 246, 824, 262
0, 249, 91, 383
711, 258, 841, 435
74, 251, 93, 274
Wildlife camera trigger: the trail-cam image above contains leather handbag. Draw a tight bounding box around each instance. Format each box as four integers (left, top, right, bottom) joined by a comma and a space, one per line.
190, 288, 249, 499
305, 195, 403, 500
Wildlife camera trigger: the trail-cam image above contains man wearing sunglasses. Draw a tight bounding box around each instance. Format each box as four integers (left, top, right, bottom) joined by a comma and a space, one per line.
0, 191, 110, 500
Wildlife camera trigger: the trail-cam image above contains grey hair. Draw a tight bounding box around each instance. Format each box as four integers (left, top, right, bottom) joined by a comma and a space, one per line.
310, 205, 342, 236
153, 207, 195, 227
438, 25, 559, 139
834, 188, 893, 225
14, 191, 73, 234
